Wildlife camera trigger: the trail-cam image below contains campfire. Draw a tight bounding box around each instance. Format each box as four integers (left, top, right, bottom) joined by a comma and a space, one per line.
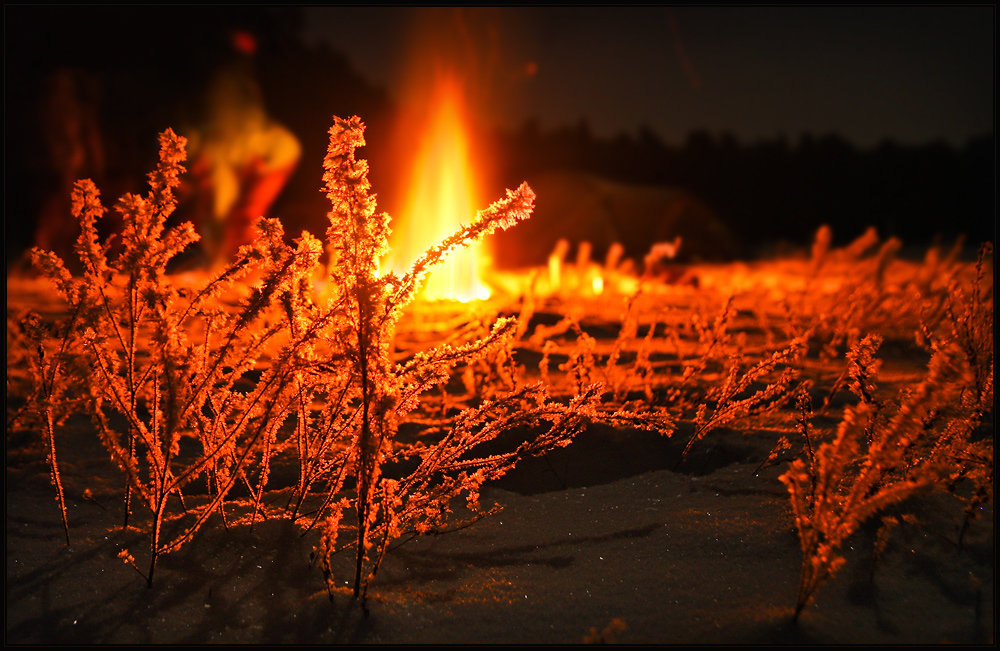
387, 71, 492, 302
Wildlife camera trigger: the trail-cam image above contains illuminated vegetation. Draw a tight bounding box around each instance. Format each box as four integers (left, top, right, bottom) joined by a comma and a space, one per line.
6, 118, 992, 624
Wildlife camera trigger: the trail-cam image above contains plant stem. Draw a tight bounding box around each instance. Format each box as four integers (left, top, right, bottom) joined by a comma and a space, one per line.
43, 404, 71, 546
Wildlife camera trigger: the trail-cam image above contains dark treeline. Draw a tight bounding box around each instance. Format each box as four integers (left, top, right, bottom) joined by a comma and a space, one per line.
491, 122, 995, 256
6, 6, 994, 267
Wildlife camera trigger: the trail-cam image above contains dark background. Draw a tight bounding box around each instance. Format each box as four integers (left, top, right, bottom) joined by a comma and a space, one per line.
5, 6, 994, 270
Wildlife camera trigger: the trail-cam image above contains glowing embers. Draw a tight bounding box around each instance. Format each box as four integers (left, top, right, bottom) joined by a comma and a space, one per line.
389, 73, 491, 302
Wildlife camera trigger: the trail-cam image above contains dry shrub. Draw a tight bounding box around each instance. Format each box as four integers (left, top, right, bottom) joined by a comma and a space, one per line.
781, 324, 993, 621
13, 117, 672, 602
22, 130, 324, 585
308, 117, 600, 601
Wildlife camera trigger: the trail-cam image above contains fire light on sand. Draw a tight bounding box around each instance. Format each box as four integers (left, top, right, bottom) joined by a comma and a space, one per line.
387, 73, 491, 302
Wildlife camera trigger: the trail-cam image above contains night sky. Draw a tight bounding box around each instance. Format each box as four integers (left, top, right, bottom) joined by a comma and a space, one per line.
301, 6, 993, 148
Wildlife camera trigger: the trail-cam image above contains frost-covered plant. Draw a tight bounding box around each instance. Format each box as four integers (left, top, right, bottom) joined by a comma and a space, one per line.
802, 229, 976, 366
682, 334, 809, 461
658, 296, 737, 412
916, 243, 993, 544
449, 309, 524, 400
8, 310, 90, 545
780, 335, 980, 621
307, 116, 524, 598
943, 243, 993, 415
307, 116, 651, 603
601, 295, 643, 402
304, 118, 678, 604
25, 130, 323, 586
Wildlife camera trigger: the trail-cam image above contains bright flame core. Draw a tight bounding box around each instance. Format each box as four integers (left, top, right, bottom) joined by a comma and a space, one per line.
390, 75, 491, 302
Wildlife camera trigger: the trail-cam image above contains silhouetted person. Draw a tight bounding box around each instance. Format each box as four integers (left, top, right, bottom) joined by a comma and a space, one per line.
183, 30, 300, 269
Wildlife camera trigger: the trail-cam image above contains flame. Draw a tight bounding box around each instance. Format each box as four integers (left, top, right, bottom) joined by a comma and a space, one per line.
389, 73, 491, 302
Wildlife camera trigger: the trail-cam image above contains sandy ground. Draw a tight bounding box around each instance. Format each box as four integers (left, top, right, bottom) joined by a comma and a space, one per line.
6, 264, 995, 645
